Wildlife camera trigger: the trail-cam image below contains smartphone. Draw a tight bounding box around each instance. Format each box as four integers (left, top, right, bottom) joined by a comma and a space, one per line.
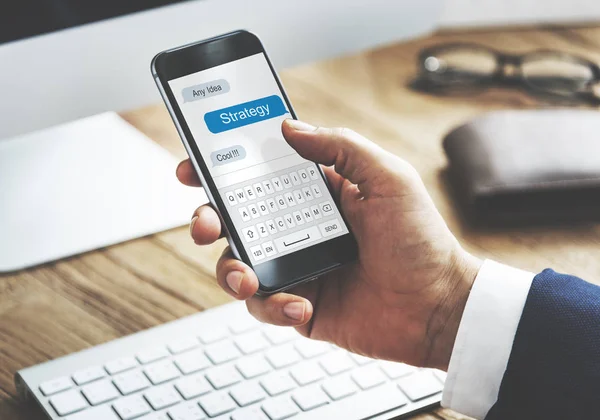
151, 30, 357, 295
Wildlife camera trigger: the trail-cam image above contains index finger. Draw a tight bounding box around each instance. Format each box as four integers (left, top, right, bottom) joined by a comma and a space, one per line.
176, 159, 202, 187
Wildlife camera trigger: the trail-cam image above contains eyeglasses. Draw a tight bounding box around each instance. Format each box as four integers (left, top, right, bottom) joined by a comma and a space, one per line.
413, 43, 600, 104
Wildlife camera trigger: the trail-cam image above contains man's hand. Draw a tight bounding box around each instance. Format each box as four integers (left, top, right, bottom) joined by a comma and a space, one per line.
176, 119, 481, 371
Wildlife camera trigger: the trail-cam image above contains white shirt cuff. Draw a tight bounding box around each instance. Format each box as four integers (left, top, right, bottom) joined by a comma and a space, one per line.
441, 260, 535, 419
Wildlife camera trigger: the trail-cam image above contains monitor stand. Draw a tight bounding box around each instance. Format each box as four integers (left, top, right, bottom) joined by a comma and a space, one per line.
0, 112, 205, 272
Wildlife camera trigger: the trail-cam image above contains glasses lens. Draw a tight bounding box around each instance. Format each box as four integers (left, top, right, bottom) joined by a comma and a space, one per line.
522, 54, 594, 95
422, 47, 497, 85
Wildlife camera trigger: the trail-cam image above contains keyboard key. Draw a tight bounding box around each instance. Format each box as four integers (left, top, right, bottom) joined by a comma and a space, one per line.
265, 219, 278, 234
284, 192, 296, 207
242, 226, 259, 243
274, 217, 287, 232
113, 370, 151, 395
298, 169, 310, 183
292, 385, 330, 411
265, 344, 301, 369
271, 177, 283, 192
266, 198, 278, 213
248, 204, 260, 219
260, 372, 297, 396
234, 189, 247, 203
50, 389, 88, 416
290, 172, 301, 186
205, 365, 243, 389
230, 381, 267, 406
289, 362, 326, 386
351, 366, 387, 390
302, 187, 314, 201
263, 180, 275, 195
262, 242, 277, 258
225, 191, 237, 206
274, 226, 321, 253
257, 202, 269, 216
168, 337, 199, 355
275, 195, 287, 210
173, 348, 212, 375
39, 376, 73, 396
301, 207, 314, 223
139, 413, 170, 420
137, 347, 170, 364
236, 355, 272, 379
144, 384, 182, 410
292, 211, 305, 225
379, 361, 417, 379
205, 341, 242, 364
318, 351, 355, 375
321, 375, 358, 400
65, 405, 120, 420
198, 327, 228, 344
320, 201, 334, 216
262, 396, 299, 420
262, 326, 298, 345
349, 352, 375, 366
105, 357, 138, 375
175, 373, 213, 400
294, 339, 329, 359
311, 184, 322, 198
254, 183, 266, 197
298, 383, 407, 419
228, 317, 261, 335
168, 402, 207, 420
231, 406, 269, 420
309, 205, 322, 220
293, 190, 305, 204
244, 185, 256, 201
72, 366, 106, 385
319, 218, 342, 238
144, 360, 181, 385
250, 245, 266, 261
81, 379, 120, 405
198, 391, 237, 417
283, 213, 296, 229
397, 371, 443, 401
307, 167, 319, 180
235, 331, 270, 354
281, 174, 292, 189
113, 395, 152, 420
239, 207, 251, 222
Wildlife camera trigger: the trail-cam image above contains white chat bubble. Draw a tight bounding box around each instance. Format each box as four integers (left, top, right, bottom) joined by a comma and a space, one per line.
210, 145, 247, 166
182, 79, 230, 103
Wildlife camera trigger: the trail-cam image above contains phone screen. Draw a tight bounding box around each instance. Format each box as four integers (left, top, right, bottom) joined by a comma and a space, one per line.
168, 53, 349, 265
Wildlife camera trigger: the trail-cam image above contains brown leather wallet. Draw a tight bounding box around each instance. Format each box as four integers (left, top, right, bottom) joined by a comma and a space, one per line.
443, 109, 600, 225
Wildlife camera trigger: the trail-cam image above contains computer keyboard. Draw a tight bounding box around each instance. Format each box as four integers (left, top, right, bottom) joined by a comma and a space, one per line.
16, 302, 445, 420
221, 162, 349, 264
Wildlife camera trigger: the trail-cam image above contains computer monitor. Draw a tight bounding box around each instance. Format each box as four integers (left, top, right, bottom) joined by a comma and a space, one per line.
0, 0, 441, 272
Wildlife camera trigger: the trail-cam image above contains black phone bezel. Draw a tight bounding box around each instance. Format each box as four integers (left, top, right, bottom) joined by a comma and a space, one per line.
151, 30, 357, 295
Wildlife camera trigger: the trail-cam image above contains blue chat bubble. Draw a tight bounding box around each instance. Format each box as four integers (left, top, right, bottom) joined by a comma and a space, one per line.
204, 95, 288, 134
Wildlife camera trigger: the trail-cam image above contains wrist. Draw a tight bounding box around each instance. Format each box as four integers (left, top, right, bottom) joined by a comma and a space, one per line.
426, 249, 482, 370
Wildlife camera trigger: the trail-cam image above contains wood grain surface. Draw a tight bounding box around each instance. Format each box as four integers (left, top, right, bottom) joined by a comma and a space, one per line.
2, 24, 600, 420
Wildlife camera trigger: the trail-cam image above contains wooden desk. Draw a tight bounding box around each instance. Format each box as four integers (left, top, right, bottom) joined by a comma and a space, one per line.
2, 25, 600, 420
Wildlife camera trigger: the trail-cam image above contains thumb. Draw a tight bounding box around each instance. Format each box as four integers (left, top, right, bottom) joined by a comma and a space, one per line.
282, 119, 387, 197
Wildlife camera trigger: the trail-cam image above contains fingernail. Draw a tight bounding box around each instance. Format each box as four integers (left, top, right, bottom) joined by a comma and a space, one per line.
283, 302, 306, 321
226, 271, 244, 295
286, 119, 316, 132
190, 216, 199, 237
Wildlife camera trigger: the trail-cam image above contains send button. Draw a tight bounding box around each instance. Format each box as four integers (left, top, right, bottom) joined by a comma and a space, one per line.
204, 95, 289, 134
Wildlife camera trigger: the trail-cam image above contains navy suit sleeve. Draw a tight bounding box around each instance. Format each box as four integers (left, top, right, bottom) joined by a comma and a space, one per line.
486, 269, 600, 419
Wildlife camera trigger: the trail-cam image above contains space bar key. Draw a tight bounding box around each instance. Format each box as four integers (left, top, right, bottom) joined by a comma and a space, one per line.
274, 226, 322, 252
295, 383, 408, 420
